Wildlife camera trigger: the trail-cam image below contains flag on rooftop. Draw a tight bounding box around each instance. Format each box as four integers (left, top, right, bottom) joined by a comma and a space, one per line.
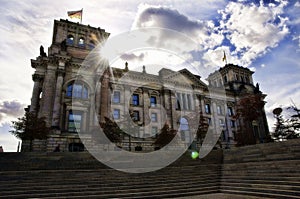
222, 51, 227, 64
67, 9, 83, 23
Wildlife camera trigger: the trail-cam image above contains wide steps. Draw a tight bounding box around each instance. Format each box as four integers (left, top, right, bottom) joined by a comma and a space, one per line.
221, 139, 300, 198
1, 139, 300, 198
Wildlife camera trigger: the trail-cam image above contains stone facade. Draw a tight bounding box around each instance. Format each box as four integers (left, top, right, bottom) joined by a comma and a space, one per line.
25, 19, 269, 152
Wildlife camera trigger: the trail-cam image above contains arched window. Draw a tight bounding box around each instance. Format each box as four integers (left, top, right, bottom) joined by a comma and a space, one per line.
179, 117, 190, 142
78, 37, 85, 48
66, 82, 88, 99
179, 118, 189, 131
67, 35, 74, 45
88, 40, 96, 49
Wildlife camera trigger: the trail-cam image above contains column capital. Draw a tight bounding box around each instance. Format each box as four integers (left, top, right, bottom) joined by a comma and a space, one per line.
32, 74, 44, 82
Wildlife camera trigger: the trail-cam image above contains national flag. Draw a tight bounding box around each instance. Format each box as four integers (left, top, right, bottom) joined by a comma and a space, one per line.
222, 51, 226, 62
67, 9, 82, 20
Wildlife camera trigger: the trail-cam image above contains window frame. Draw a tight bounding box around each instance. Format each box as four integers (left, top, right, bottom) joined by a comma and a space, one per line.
151, 113, 157, 122
68, 110, 83, 133
66, 82, 89, 99
230, 120, 236, 128
132, 110, 140, 122
205, 104, 211, 114
217, 105, 223, 115
113, 109, 120, 120
132, 94, 139, 106
150, 96, 157, 107
151, 126, 158, 136
113, 91, 121, 103
228, 107, 234, 116
67, 35, 74, 45
78, 37, 85, 48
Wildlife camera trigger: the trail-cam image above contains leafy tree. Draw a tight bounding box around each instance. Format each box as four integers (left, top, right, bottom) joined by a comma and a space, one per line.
286, 105, 300, 139
234, 94, 265, 146
10, 112, 50, 151
154, 123, 177, 148
196, 111, 209, 145
99, 117, 123, 144
272, 113, 288, 141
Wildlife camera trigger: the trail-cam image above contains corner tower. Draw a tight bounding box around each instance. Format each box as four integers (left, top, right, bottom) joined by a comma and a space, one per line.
27, 19, 110, 151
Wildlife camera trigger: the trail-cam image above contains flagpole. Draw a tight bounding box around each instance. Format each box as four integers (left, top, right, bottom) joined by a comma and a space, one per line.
223, 51, 227, 65
81, 8, 83, 24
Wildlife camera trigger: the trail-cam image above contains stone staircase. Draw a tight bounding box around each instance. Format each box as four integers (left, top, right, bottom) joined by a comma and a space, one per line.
1, 139, 300, 198
221, 139, 300, 198
0, 150, 223, 198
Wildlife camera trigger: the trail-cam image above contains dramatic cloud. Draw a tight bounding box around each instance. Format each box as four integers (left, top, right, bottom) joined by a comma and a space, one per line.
132, 4, 224, 50
218, 1, 289, 66
0, 100, 25, 124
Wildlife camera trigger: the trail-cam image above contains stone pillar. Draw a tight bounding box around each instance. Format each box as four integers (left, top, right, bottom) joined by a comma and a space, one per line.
94, 74, 101, 125
143, 88, 149, 126
30, 74, 44, 113
124, 85, 131, 118
51, 69, 65, 128
99, 69, 111, 122
40, 64, 57, 126
65, 109, 70, 131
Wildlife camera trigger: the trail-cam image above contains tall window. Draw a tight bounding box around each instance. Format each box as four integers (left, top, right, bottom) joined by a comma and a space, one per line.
228, 107, 234, 116
132, 111, 140, 121
113, 109, 120, 119
219, 119, 224, 127
205, 104, 211, 114
68, 111, 82, 133
132, 94, 139, 106
150, 96, 157, 107
67, 82, 88, 99
179, 117, 189, 141
207, 118, 212, 125
152, 127, 158, 136
113, 91, 120, 103
235, 74, 239, 81
230, 120, 236, 128
217, 105, 223, 115
151, 113, 157, 122
88, 40, 95, 49
78, 37, 85, 48
67, 35, 74, 45
176, 93, 181, 110
223, 75, 228, 83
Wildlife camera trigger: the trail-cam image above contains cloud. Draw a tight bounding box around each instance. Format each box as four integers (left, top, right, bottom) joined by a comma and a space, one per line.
218, 1, 289, 66
132, 4, 223, 50
0, 100, 25, 124
120, 53, 145, 62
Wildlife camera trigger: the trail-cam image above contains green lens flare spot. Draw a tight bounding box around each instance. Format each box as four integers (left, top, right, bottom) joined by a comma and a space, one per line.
191, 151, 199, 159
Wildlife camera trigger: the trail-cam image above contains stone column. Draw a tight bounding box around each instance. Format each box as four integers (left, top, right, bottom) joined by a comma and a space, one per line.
99, 69, 111, 122
51, 69, 65, 128
65, 109, 70, 131
124, 85, 131, 118
30, 74, 44, 113
143, 88, 149, 126
94, 74, 101, 125
40, 64, 57, 126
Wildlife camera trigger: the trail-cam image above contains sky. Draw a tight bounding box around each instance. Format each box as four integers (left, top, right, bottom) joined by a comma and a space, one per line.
0, 0, 299, 151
